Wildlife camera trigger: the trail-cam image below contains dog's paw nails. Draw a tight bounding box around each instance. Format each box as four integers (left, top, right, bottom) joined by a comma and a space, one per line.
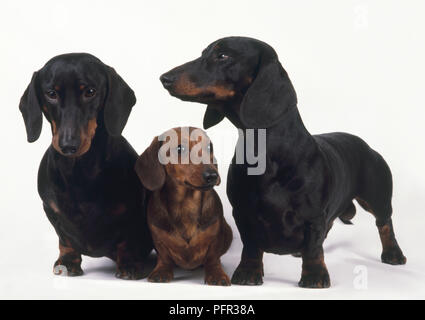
381, 249, 407, 265
115, 263, 148, 280
148, 269, 173, 283
205, 273, 231, 286
298, 273, 330, 289
53, 263, 83, 277
231, 267, 263, 286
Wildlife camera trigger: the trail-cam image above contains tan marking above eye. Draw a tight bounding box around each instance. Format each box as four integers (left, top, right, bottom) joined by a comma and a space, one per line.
54, 85, 60, 91
79, 84, 85, 90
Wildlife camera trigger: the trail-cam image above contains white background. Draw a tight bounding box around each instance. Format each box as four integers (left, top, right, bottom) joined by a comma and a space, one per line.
1, 0, 424, 299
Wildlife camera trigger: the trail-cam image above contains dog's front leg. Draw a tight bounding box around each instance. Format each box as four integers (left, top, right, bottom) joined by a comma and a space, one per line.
298, 219, 330, 288
231, 245, 264, 286
115, 241, 149, 280
148, 242, 174, 283
204, 259, 231, 286
53, 240, 83, 276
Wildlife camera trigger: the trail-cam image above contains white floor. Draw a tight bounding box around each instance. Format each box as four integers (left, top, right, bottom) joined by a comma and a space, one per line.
1, 198, 423, 300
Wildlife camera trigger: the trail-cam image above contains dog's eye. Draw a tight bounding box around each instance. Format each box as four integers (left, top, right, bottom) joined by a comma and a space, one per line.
176, 145, 186, 153
46, 90, 58, 100
207, 144, 213, 152
84, 87, 96, 98
217, 53, 229, 61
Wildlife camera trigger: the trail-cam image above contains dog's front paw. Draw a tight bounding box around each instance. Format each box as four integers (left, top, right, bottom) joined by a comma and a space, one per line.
205, 271, 231, 286
231, 263, 263, 285
381, 248, 407, 265
53, 260, 83, 277
115, 262, 149, 280
148, 268, 174, 283
298, 271, 330, 288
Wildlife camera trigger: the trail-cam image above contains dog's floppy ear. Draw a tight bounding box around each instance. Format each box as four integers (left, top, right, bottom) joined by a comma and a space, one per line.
240, 51, 297, 128
135, 136, 166, 191
103, 66, 136, 136
203, 104, 225, 129
19, 72, 42, 142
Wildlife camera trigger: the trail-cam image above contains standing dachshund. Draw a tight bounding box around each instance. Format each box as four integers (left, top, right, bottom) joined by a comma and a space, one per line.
19, 53, 152, 279
160, 37, 406, 288
135, 127, 232, 285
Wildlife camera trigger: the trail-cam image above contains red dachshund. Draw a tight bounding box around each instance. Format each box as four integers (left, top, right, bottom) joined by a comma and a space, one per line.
135, 127, 232, 285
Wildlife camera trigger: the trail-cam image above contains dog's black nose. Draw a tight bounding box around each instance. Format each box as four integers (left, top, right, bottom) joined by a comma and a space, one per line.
61, 145, 78, 155
160, 73, 175, 88
203, 170, 219, 185
59, 128, 80, 156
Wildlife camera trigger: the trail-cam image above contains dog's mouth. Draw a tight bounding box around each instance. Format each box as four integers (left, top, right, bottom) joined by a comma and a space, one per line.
161, 74, 234, 103
166, 87, 217, 103
184, 181, 215, 191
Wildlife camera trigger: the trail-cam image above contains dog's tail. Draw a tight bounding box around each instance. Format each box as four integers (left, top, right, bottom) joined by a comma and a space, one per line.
339, 202, 356, 225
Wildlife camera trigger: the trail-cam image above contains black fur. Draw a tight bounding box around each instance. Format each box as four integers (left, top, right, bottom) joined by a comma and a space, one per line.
160, 36, 406, 288
20, 53, 152, 279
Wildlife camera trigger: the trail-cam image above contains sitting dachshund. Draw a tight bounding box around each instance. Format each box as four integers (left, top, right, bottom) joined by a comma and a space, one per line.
135, 127, 232, 285
159, 37, 406, 288
19, 53, 152, 279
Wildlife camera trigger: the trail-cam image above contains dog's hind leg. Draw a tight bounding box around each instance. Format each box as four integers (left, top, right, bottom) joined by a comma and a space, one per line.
356, 197, 406, 265
339, 201, 356, 225
356, 152, 406, 265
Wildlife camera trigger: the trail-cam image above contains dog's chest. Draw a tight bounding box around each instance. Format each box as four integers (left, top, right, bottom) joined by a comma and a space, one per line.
44, 184, 130, 255
229, 164, 307, 253
151, 220, 220, 270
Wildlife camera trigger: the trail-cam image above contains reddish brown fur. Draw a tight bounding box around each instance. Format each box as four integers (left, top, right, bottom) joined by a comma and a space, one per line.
135, 127, 232, 285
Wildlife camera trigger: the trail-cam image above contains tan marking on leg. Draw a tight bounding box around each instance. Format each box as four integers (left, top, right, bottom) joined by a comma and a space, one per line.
378, 224, 394, 250
59, 242, 76, 256
49, 201, 60, 214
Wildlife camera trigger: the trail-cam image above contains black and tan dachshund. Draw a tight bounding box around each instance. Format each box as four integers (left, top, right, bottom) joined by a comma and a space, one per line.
19, 53, 152, 279
160, 36, 406, 288
135, 127, 232, 285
